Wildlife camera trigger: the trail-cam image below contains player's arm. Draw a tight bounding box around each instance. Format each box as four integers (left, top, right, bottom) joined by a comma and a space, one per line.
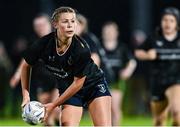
44, 76, 86, 121
120, 59, 137, 80
21, 59, 32, 107
10, 59, 25, 88
53, 76, 85, 107
135, 35, 157, 60
20, 38, 45, 107
91, 53, 100, 66
135, 49, 157, 60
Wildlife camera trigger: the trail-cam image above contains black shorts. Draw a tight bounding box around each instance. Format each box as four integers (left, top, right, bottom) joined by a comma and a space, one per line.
62, 79, 111, 108
150, 75, 180, 101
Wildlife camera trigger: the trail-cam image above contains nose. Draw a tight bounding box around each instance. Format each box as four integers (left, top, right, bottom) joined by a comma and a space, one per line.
67, 21, 72, 28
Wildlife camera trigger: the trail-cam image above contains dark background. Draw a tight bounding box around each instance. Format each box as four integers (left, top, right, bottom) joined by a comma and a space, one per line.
0, 0, 180, 120
0, 0, 180, 51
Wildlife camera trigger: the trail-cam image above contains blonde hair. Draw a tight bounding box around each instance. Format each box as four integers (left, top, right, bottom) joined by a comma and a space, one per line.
51, 6, 76, 23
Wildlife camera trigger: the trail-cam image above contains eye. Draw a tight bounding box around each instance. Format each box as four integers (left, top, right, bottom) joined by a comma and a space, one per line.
62, 20, 68, 23
71, 20, 75, 23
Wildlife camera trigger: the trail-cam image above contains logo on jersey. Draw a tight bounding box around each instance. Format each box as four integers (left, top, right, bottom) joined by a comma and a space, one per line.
45, 65, 68, 78
57, 68, 68, 78
156, 40, 163, 47
67, 56, 73, 65
98, 84, 106, 93
48, 56, 55, 62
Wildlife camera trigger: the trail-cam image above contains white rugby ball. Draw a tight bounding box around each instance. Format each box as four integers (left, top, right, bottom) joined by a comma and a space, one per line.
22, 101, 45, 125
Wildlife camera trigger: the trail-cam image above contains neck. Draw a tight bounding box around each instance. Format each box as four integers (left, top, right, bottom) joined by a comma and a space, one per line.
104, 40, 118, 51
56, 31, 72, 47
163, 31, 178, 41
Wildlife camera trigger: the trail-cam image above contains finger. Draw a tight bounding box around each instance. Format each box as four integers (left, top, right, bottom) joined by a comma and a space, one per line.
21, 101, 29, 108
43, 113, 48, 123
43, 103, 51, 107
42, 104, 47, 107
21, 102, 25, 107
43, 107, 47, 121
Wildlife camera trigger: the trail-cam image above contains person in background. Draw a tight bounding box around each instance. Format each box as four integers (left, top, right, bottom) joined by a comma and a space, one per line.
135, 7, 180, 126
130, 30, 150, 115
9, 36, 28, 117
76, 13, 101, 66
10, 13, 59, 126
101, 21, 136, 126
0, 41, 13, 117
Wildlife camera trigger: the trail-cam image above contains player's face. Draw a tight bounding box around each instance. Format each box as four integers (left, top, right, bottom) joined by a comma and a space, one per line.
55, 12, 76, 38
102, 25, 119, 42
161, 14, 178, 34
33, 17, 52, 38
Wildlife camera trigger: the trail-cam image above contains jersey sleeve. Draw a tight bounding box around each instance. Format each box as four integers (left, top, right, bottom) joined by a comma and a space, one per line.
85, 33, 99, 53
80, 34, 97, 54
72, 44, 91, 77
22, 39, 45, 66
86, 37, 98, 53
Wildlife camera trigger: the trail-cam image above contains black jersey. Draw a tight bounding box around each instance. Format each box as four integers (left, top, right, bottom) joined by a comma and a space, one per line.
81, 32, 99, 54
23, 32, 104, 92
102, 43, 133, 84
138, 32, 180, 84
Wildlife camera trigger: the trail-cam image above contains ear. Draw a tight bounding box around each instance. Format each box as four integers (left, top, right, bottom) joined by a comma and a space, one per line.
52, 21, 58, 29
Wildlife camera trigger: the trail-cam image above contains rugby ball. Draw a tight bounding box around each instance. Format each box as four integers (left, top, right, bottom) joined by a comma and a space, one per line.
22, 101, 45, 125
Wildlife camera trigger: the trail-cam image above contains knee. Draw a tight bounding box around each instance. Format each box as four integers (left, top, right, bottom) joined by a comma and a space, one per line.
112, 106, 121, 116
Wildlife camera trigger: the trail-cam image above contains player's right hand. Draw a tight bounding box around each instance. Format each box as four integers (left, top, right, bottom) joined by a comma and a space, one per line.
148, 49, 157, 60
21, 96, 30, 108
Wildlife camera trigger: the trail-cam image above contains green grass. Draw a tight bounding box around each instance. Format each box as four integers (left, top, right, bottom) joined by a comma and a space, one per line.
0, 115, 172, 126
0, 116, 152, 126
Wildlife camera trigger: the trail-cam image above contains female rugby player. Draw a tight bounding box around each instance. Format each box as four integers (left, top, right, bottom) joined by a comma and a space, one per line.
21, 6, 112, 126
135, 7, 180, 126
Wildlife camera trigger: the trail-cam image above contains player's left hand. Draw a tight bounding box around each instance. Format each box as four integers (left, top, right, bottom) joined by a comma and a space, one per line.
43, 103, 56, 123
120, 69, 131, 80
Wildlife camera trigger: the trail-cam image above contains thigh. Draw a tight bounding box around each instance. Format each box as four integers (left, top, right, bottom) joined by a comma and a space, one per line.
88, 96, 112, 126
111, 89, 123, 109
165, 84, 180, 111
61, 105, 83, 126
37, 91, 51, 104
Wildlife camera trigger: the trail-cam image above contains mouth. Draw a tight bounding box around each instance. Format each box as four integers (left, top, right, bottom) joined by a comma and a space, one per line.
66, 30, 74, 34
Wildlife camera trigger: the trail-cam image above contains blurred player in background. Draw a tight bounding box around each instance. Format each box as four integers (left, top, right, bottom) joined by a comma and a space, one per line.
0, 41, 13, 117
10, 13, 59, 126
101, 21, 136, 125
21, 6, 112, 126
76, 13, 101, 66
135, 7, 180, 126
